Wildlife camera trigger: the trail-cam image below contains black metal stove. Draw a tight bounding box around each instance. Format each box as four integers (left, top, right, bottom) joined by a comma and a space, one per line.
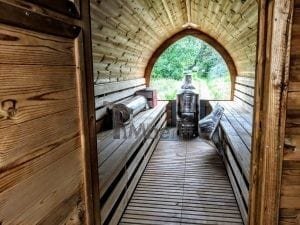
176, 73, 199, 137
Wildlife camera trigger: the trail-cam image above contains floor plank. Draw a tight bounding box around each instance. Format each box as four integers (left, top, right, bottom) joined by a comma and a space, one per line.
119, 138, 243, 225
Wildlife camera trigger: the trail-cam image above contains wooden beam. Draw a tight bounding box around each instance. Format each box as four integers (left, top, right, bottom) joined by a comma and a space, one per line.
162, 0, 175, 28
80, 1, 101, 224
249, 1, 294, 225
186, 0, 191, 23
0, 1, 81, 38
27, 0, 80, 18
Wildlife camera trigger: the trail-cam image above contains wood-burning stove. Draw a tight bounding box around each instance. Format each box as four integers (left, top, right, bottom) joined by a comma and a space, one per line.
176, 73, 199, 137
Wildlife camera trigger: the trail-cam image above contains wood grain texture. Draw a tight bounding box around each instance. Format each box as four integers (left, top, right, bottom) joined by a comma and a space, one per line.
0, 1, 81, 38
103, 114, 166, 225
98, 102, 167, 198
97, 102, 167, 225
0, 26, 84, 224
0, 1, 96, 224
280, 1, 300, 224
210, 100, 251, 224
249, 1, 294, 225
90, 0, 258, 85
26, 0, 80, 18
120, 138, 243, 225
0, 24, 75, 66
80, 1, 101, 224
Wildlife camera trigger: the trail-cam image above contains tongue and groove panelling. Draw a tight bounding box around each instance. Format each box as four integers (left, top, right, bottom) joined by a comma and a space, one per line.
0, 1, 94, 224
90, 0, 258, 85
280, 1, 300, 224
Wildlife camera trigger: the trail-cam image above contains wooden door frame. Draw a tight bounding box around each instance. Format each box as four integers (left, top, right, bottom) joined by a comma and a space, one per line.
81, 1, 101, 225
249, 0, 293, 225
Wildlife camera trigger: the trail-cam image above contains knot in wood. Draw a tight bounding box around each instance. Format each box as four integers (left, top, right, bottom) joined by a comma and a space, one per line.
1, 99, 17, 119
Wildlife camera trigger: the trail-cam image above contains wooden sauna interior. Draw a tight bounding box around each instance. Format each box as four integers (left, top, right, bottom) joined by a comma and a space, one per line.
0, 1, 299, 225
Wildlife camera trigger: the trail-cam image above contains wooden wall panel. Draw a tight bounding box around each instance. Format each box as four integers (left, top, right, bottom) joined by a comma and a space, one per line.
280, 1, 300, 224
0, 24, 84, 225
90, 0, 258, 86
0, 23, 85, 224
0, 1, 98, 224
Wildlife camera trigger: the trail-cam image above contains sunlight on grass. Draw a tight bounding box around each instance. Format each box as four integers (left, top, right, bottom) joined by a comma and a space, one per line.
150, 76, 231, 100
149, 36, 231, 100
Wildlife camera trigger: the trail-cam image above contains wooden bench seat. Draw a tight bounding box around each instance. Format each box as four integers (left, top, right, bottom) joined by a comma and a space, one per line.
210, 100, 252, 224
97, 101, 168, 225
218, 101, 252, 176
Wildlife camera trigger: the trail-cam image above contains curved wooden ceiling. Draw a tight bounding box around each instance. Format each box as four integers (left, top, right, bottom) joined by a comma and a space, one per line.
91, 0, 258, 84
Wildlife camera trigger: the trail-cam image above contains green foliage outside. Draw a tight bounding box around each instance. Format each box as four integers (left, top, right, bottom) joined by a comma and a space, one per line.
150, 36, 231, 100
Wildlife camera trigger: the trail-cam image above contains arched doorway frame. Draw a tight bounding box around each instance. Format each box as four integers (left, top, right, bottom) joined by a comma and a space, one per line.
144, 28, 238, 99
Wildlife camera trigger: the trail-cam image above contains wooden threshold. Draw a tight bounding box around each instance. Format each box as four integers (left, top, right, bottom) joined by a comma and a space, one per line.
119, 137, 243, 225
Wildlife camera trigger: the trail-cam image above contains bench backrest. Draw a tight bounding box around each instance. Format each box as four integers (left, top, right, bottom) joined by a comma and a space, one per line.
233, 76, 255, 113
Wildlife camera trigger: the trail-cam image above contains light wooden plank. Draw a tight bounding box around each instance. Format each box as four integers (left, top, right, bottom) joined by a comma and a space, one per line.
0, 143, 82, 224
235, 76, 255, 88
224, 153, 248, 225
235, 83, 255, 97
95, 85, 146, 109
98, 106, 163, 165
234, 96, 253, 114
94, 78, 145, 96
0, 24, 75, 66
219, 117, 251, 181
224, 145, 249, 205
0, 65, 77, 130
0, 109, 80, 171
234, 90, 254, 106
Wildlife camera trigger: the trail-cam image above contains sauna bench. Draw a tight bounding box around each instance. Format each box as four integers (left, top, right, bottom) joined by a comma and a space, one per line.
97, 101, 168, 224
210, 100, 252, 224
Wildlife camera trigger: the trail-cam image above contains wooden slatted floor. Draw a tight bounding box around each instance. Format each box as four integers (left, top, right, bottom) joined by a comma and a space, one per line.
119, 138, 243, 225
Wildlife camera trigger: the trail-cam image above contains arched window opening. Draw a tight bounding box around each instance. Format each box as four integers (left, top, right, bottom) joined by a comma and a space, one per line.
149, 36, 231, 100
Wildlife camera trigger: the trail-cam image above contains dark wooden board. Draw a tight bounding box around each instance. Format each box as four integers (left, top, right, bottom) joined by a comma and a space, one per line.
0, 1, 80, 38
27, 0, 80, 18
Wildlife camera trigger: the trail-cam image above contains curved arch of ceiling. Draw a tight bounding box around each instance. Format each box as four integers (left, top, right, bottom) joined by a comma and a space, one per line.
144, 28, 237, 92
91, 0, 258, 84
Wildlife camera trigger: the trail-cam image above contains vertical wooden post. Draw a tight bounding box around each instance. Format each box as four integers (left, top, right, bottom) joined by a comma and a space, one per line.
81, 1, 101, 224
249, 0, 293, 225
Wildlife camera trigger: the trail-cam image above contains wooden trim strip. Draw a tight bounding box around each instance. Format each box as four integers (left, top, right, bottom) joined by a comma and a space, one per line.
0, 1, 81, 38
80, 1, 100, 224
